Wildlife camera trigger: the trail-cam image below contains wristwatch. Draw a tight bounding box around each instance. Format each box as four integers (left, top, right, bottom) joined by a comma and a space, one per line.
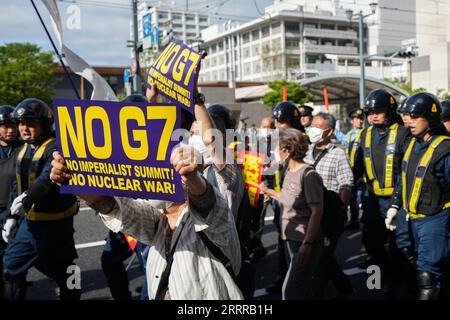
194, 92, 206, 105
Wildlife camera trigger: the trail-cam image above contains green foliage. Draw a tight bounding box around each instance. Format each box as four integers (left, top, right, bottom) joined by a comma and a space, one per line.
0, 43, 57, 107
263, 80, 313, 108
383, 78, 426, 95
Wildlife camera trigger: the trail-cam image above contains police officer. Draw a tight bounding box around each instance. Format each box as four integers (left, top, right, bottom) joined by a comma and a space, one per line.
334, 108, 365, 229
385, 93, 450, 299
0, 105, 20, 299
298, 105, 314, 133
441, 100, 450, 133
354, 89, 411, 295
2, 98, 80, 300
273, 101, 304, 132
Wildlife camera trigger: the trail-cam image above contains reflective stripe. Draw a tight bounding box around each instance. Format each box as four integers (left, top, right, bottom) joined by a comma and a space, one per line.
364, 124, 398, 196
402, 135, 449, 215
346, 129, 354, 156
274, 169, 281, 192
349, 129, 363, 168
16, 138, 55, 195
27, 201, 79, 221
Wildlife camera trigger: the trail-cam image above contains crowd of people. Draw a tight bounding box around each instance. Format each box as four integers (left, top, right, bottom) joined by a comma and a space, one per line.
0, 63, 450, 300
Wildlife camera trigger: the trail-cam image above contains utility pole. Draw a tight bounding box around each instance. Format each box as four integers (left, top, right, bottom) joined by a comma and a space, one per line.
132, 0, 142, 94
346, 2, 377, 109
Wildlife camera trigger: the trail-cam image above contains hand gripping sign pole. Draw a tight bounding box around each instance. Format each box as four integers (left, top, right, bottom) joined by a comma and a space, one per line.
30, 0, 81, 100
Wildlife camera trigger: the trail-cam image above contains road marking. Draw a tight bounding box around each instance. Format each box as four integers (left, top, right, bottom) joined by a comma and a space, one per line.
347, 231, 362, 240
75, 240, 106, 249
343, 267, 366, 276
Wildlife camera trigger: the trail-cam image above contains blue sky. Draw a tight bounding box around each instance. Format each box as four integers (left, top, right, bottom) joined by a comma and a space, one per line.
0, 0, 273, 66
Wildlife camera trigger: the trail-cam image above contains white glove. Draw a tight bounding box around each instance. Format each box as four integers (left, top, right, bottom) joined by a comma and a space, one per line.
385, 206, 399, 231
2, 218, 17, 243
10, 192, 28, 217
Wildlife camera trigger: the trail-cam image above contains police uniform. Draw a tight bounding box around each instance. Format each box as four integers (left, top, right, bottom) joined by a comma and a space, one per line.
394, 93, 450, 299
442, 100, 450, 133
298, 105, 314, 133
0, 105, 20, 298
354, 89, 412, 291
2, 99, 79, 300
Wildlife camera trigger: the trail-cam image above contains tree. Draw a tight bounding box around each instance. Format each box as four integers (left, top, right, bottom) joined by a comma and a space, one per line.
263, 80, 313, 108
383, 78, 426, 95
0, 43, 57, 107
435, 88, 450, 100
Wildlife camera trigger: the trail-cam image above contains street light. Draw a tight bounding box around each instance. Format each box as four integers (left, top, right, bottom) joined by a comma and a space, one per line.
346, 2, 377, 109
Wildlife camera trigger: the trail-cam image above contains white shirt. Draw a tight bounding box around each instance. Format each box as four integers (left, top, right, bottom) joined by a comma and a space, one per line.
97, 189, 243, 300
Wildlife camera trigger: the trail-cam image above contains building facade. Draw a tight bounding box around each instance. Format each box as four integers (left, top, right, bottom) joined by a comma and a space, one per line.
136, 2, 210, 68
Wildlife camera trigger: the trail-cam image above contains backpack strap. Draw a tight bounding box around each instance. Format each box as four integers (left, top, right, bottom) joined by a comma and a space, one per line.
198, 231, 236, 279
154, 220, 187, 300
312, 147, 329, 169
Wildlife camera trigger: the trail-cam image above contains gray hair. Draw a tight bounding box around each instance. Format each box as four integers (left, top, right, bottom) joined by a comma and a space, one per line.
314, 112, 336, 129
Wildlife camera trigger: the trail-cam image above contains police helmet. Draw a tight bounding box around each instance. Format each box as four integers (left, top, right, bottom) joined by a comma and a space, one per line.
348, 108, 364, 119
122, 94, 148, 103
0, 105, 15, 125
272, 101, 303, 131
208, 104, 236, 135
298, 105, 314, 117
441, 100, 450, 121
403, 92, 442, 129
13, 98, 54, 139
364, 89, 399, 123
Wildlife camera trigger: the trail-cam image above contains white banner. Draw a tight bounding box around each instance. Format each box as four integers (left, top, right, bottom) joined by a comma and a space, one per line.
41, 0, 118, 101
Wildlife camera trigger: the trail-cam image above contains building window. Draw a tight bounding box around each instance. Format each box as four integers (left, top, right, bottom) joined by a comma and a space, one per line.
158, 12, 168, 20
172, 14, 182, 20
243, 48, 250, 58
173, 32, 183, 39
261, 25, 270, 37
286, 39, 299, 48
253, 45, 260, 56
272, 22, 281, 34
199, 16, 208, 23
304, 23, 317, 29
173, 23, 182, 29
252, 29, 260, 40
219, 54, 225, 64
306, 55, 320, 64
272, 38, 281, 50
218, 42, 224, 51
320, 24, 335, 30
287, 57, 300, 68
211, 44, 216, 54
285, 21, 300, 33
186, 14, 195, 21
253, 62, 261, 74
186, 24, 196, 30
242, 32, 250, 44
244, 62, 251, 75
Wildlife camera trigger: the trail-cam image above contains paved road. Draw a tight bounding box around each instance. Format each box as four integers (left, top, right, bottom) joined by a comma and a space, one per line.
24, 205, 392, 300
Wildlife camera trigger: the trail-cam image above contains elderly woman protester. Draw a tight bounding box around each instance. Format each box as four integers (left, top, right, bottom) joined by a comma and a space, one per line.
260, 128, 324, 300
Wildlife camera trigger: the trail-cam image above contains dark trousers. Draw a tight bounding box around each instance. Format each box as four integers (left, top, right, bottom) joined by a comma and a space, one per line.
313, 235, 352, 299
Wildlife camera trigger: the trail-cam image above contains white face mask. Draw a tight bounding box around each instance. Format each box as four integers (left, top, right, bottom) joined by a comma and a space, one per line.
188, 134, 212, 166
308, 127, 325, 144
258, 128, 272, 139
147, 200, 174, 210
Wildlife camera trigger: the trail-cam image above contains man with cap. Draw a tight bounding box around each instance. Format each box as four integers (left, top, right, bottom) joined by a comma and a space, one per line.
333, 108, 365, 229
353, 89, 412, 296
441, 100, 450, 133
298, 105, 314, 133
385, 92, 450, 299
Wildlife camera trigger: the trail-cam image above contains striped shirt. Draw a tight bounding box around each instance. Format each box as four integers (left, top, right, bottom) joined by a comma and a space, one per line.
96, 188, 243, 300
208, 163, 245, 220
304, 143, 354, 193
